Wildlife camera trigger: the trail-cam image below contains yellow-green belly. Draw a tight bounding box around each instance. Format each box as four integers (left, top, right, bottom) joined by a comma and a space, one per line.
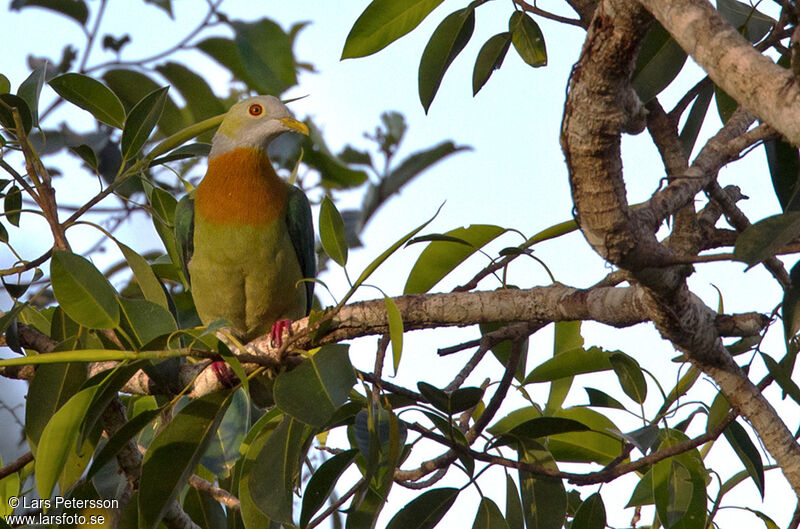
188, 217, 306, 342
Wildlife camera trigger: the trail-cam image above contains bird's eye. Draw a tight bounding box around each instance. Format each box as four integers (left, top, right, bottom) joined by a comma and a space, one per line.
248, 104, 263, 116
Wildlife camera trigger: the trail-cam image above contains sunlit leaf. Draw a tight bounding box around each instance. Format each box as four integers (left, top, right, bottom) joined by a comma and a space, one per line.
385, 295, 404, 374
405, 224, 506, 294
509, 11, 546, 67
36, 386, 97, 499
342, 0, 446, 58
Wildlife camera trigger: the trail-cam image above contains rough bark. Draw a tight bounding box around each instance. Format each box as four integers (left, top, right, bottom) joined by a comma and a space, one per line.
562, 0, 800, 496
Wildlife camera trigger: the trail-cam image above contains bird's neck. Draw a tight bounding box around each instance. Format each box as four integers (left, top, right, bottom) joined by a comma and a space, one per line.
196, 147, 288, 226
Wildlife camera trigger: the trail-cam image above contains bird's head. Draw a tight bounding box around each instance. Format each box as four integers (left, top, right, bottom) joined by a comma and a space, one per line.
209, 95, 309, 158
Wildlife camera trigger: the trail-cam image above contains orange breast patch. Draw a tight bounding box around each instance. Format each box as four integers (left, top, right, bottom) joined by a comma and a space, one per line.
195, 148, 288, 226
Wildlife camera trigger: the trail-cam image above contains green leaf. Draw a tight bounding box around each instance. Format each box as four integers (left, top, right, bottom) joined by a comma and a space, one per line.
717, 0, 775, 42
86, 409, 160, 480
627, 469, 654, 507
632, 22, 687, 102
35, 385, 97, 498
523, 346, 612, 384
116, 242, 168, 309
274, 344, 356, 427
545, 321, 583, 413
584, 387, 625, 410
386, 487, 459, 529
17, 65, 46, 127
418, 382, 483, 415
139, 390, 233, 529
609, 352, 647, 404
0, 94, 32, 134
384, 141, 471, 196
319, 196, 348, 267
494, 417, 590, 447
3, 185, 21, 227
25, 362, 85, 452
761, 352, 800, 406
480, 321, 528, 383
118, 298, 177, 348
249, 416, 309, 523
418, 7, 475, 113
300, 449, 358, 528
385, 295, 404, 374
10, 0, 89, 25
733, 212, 800, 267
473, 32, 512, 95
518, 439, 565, 529
69, 144, 99, 169
651, 434, 707, 529
237, 414, 280, 529
50, 250, 120, 329
653, 459, 693, 528
49, 73, 126, 128
472, 497, 510, 529
342, 0, 446, 59
509, 12, 547, 67
184, 486, 226, 529
746, 508, 781, 529
764, 138, 800, 212
202, 388, 249, 477
233, 18, 297, 95
154, 62, 225, 123
102, 69, 184, 135
714, 84, 738, 124
196, 37, 252, 86
0, 74, 10, 94
679, 81, 713, 158
785, 261, 800, 341
723, 420, 765, 498
121, 86, 169, 160
572, 493, 606, 529
505, 475, 524, 529
405, 224, 506, 294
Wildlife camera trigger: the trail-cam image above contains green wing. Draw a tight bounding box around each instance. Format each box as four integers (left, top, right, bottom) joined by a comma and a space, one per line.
285, 185, 316, 315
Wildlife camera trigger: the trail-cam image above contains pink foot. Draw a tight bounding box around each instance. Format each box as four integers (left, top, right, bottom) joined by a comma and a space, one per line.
210, 360, 234, 388
270, 319, 292, 347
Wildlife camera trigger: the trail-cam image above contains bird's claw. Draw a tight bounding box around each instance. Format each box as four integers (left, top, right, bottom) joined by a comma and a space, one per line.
270, 319, 292, 348
210, 360, 235, 388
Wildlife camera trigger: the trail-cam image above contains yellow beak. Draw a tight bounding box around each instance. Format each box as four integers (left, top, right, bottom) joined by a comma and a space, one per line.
280, 118, 310, 136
